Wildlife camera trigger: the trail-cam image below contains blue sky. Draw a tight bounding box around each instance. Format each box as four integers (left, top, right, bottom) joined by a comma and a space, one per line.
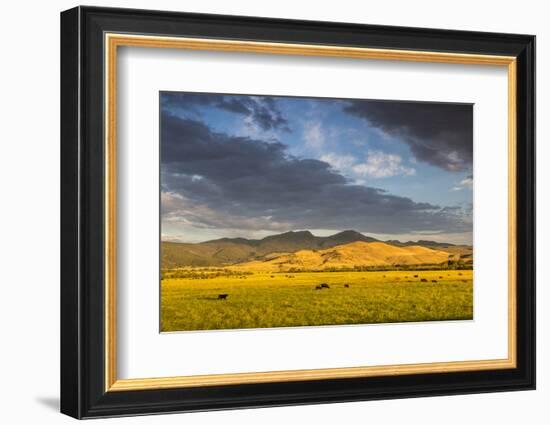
160, 92, 473, 245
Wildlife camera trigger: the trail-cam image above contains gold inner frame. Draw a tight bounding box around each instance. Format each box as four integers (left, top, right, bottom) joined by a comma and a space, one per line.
104, 33, 518, 392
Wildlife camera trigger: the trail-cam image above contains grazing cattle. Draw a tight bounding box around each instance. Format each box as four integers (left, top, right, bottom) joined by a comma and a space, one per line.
344, 284, 350, 288
320, 283, 330, 289
420, 278, 428, 282
315, 285, 323, 290
439, 276, 443, 279
218, 294, 229, 300
413, 275, 418, 278
431, 280, 438, 283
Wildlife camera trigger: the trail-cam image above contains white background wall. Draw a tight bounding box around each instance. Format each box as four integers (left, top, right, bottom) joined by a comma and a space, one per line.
0, 0, 545, 423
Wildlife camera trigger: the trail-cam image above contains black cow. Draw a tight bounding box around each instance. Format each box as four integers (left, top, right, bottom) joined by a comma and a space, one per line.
218, 294, 229, 300
320, 283, 330, 289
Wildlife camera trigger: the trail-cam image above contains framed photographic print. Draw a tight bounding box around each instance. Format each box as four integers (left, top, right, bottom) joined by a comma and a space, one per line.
60, 6, 536, 419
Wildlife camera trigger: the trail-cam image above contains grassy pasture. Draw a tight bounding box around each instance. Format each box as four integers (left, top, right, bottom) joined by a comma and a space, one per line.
161, 270, 473, 332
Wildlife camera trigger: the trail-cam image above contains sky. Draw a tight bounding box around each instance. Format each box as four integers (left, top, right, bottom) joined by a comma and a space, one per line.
160, 92, 473, 245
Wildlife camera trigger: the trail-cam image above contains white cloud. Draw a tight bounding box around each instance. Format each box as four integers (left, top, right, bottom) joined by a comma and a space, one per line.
320, 153, 356, 170
451, 175, 473, 191
303, 121, 325, 149
352, 151, 416, 178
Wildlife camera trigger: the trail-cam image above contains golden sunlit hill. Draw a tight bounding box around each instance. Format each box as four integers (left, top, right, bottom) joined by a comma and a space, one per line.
230, 241, 451, 272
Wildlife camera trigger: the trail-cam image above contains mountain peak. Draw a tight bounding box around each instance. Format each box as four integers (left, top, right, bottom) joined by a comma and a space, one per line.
333, 230, 364, 237
288, 230, 314, 236
263, 230, 314, 240
324, 230, 378, 245
203, 236, 258, 245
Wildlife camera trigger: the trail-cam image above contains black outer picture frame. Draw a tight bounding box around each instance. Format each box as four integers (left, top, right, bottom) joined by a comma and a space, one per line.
60, 6, 536, 419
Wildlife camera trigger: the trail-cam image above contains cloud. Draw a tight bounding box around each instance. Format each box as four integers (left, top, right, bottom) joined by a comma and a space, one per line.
303, 121, 325, 149
320, 153, 356, 170
451, 175, 474, 191
344, 100, 473, 172
162, 191, 290, 231
161, 92, 290, 132
161, 114, 471, 236
321, 151, 415, 179
353, 151, 416, 178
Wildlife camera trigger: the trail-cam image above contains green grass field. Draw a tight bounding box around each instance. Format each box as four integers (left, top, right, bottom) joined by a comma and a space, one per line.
161, 270, 473, 332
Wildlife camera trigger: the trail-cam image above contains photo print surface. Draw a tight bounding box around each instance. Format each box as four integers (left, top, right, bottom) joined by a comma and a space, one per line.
160, 92, 473, 332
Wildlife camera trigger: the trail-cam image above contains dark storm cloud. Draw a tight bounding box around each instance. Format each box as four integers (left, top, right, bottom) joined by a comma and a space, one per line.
344, 100, 473, 172
161, 114, 471, 234
161, 92, 289, 132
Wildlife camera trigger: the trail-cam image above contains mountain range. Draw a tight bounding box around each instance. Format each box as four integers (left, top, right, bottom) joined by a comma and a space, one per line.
161, 230, 472, 269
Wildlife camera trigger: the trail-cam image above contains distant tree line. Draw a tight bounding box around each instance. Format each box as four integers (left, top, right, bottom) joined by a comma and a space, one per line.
282, 260, 473, 273
162, 269, 253, 280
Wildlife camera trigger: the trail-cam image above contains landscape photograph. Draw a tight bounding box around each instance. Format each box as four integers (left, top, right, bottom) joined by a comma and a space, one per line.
160, 91, 474, 332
